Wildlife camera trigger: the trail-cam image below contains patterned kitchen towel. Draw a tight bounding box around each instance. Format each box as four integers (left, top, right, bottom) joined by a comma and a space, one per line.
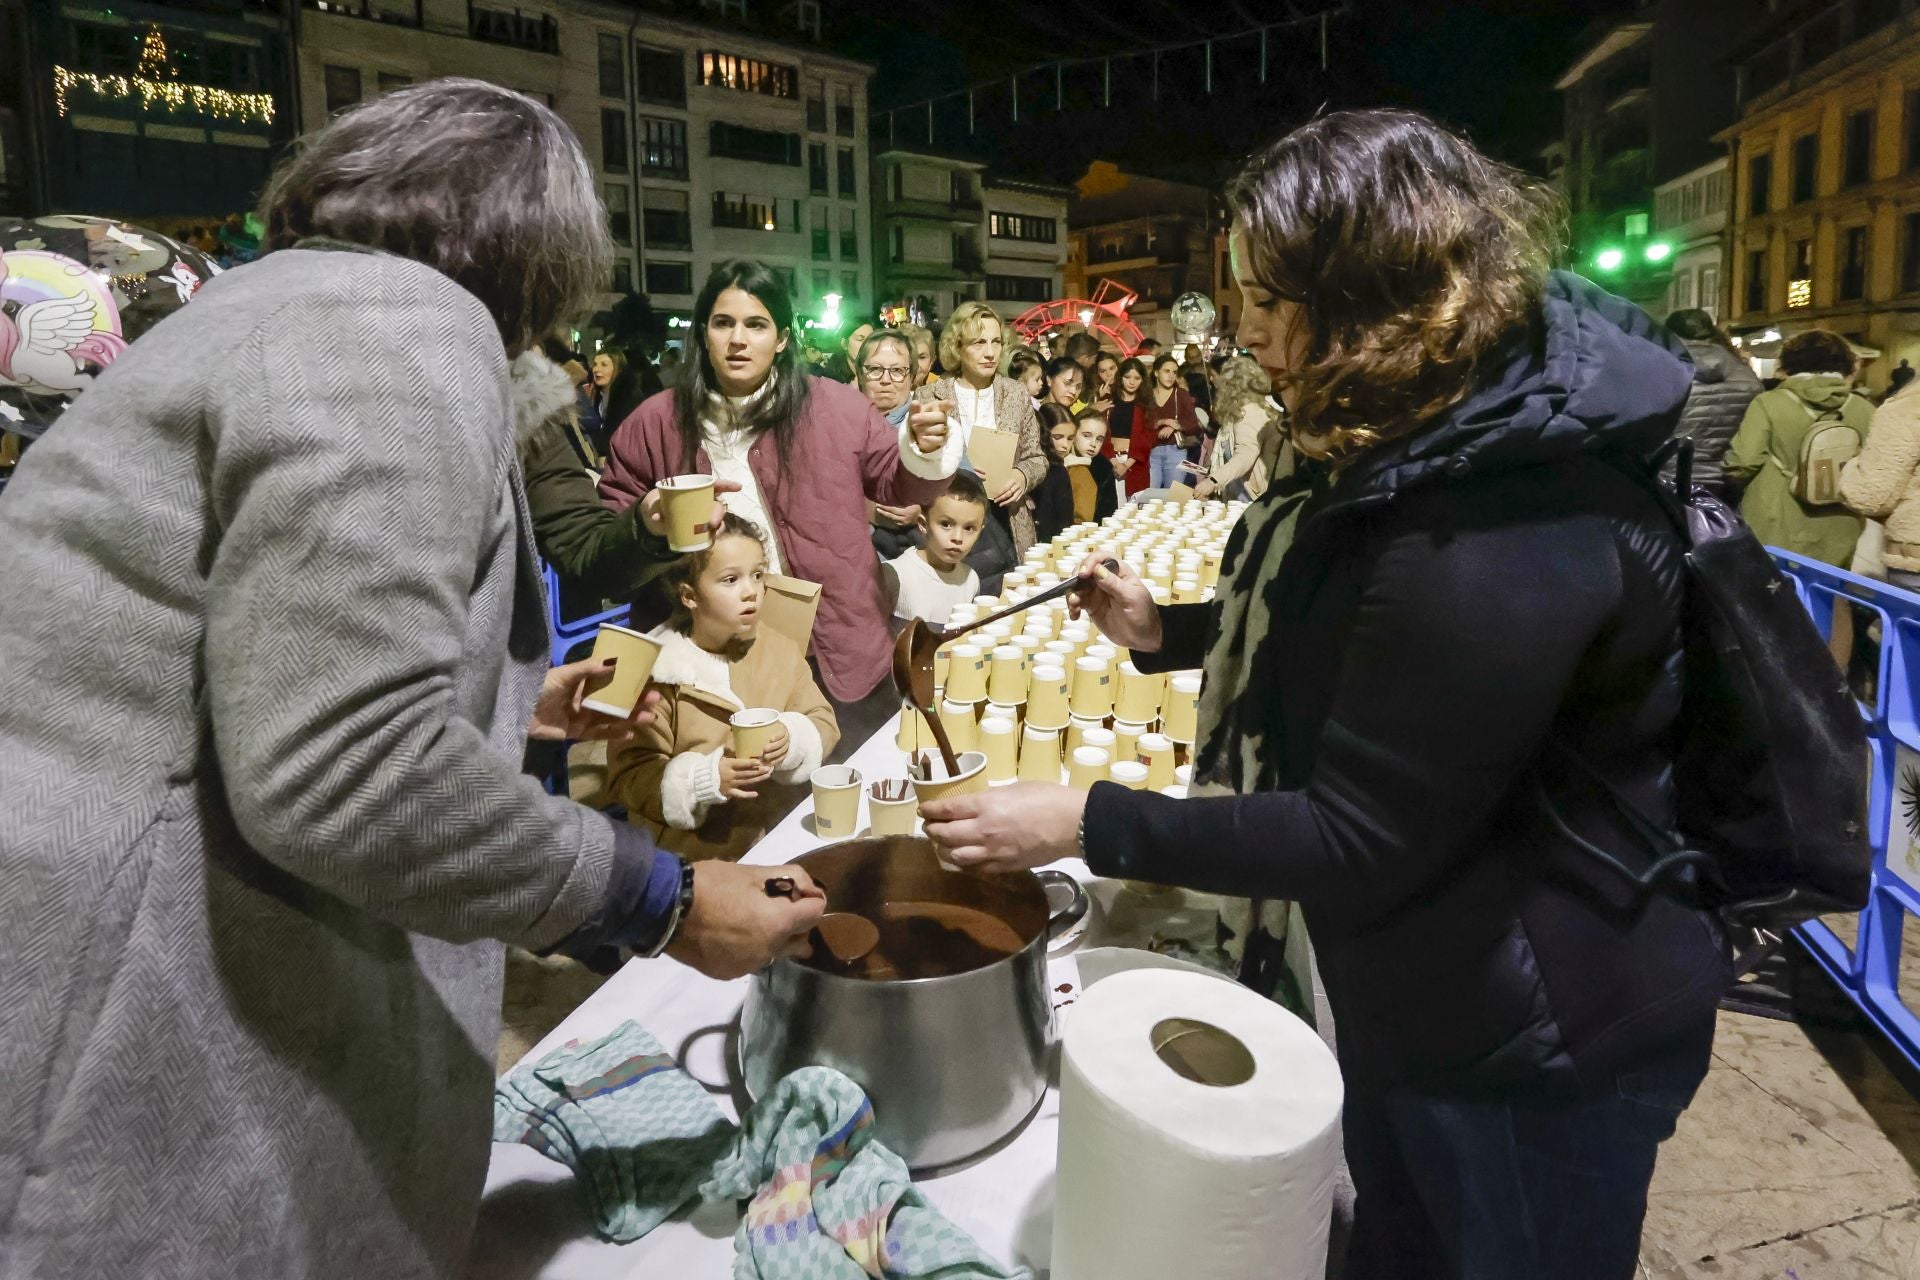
493, 1021, 1032, 1280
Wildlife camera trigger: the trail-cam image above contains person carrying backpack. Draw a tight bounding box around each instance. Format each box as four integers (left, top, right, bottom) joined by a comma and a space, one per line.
1724, 329, 1874, 568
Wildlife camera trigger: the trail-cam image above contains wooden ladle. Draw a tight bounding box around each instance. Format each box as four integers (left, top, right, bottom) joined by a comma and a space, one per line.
890, 558, 1121, 777
765, 875, 879, 966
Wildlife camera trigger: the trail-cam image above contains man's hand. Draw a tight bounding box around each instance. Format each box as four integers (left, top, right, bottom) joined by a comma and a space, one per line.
640, 478, 744, 541
718, 753, 772, 800
920, 782, 1086, 873
907, 399, 953, 454
1192, 477, 1218, 500
529, 657, 660, 743
666, 861, 825, 980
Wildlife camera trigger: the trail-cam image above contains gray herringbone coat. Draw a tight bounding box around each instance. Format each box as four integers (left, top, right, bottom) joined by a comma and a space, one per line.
0, 248, 627, 1277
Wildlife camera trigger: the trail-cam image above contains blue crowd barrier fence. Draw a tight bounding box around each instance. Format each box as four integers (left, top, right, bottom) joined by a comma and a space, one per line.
544, 563, 631, 668
1772, 548, 1920, 1074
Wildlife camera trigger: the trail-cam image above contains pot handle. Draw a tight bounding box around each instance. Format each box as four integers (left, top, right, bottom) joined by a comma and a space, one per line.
1036, 870, 1090, 943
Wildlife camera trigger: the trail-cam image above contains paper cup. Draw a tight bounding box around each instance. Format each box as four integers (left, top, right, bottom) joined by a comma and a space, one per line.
981, 700, 1021, 723
1027, 664, 1070, 728
946, 644, 988, 702
937, 698, 980, 754
1070, 655, 1113, 718
1138, 732, 1177, 791
1065, 714, 1106, 758
1159, 783, 1189, 799
580, 624, 664, 719
1175, 764, 1193, 787
1112, 718, 1149, 763
868, 782, 919, 836
988, 644, 1029, 704
1085, 642, 1119, 681
729, 707, 782, 759
1114, 662, 1159, 723
934, 641, 954, 690
896, 702, 935, 753
1067, 746, 1111, 790
1171, 578, 1201, 605
911, 749, 989, 807
1164, 673, 1202, 743
657, 474, 717, 552
1110, 760, 1149, 790
980, 716, 1019, 782
1082, 726, 1116, 758
1020, 724, 1063, 780
811, 765, 863, 839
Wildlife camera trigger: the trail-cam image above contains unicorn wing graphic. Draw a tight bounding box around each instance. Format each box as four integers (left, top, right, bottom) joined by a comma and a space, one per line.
17, 293, 99, 354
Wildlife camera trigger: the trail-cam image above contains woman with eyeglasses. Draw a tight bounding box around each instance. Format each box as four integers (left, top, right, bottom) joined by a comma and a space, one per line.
913, 301, 1050, 587
858, 330, 926, 560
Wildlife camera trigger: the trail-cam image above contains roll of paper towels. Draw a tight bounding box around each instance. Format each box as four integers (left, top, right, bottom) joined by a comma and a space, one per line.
1051, 968, 1343, 1280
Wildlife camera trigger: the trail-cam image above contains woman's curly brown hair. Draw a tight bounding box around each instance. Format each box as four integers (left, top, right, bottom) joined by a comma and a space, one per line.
1225, 109, 1566, 459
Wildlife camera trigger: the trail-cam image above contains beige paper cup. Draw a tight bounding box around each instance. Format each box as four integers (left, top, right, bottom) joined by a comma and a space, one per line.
911, 749, 989, 807
1112, 718, 1149, 763
1175, 763, 1193, 787
657, 474, 718, 553
1027, 664, 1070, 728
729, 707, 782, 758
1064, 714, 1105, 758
939, 698, 980, 754
946, 644, 988, 702
1114, 662, 1159, 723
980, 716, 1019, 782
1066, 746, 1110, 790
868, 781, 919, 836
1164, 672, 1202, 743
581, 624, 664, 719
895, 702, 935, 753
811, 765, 863, 839
933, 641, 954, 689
1138, 731, 1177, 791
1069, 655, 1113, 718
1019, 724, 1062, 780
1110, 759, 1149, 790
988, 644, 1029, 704
1171, 577, 1201, 604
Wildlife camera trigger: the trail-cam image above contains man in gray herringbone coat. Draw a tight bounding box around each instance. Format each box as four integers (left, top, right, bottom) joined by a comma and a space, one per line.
0, 82, 824, 1279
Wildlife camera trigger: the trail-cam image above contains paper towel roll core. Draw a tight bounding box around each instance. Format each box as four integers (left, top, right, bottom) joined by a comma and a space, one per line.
1051, 968, 1343, 1280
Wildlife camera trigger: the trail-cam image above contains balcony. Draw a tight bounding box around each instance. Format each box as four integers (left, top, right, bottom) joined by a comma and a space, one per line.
304, 0, 421, 27
469, 5, 558, 54
879, 195, 979, 225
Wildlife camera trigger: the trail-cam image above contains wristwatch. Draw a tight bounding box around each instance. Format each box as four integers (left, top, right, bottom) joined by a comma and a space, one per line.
642, 857, 697, 959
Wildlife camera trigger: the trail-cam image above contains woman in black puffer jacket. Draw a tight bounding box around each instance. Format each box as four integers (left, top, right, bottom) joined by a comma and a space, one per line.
920, 109, 1731, 1280
1666, 307, 1762, 497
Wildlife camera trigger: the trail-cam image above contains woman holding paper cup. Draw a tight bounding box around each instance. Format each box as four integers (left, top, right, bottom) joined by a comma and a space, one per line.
912, 301, 1052, 570
0, 82, 827, 1277
600, 261, 955, 744
922, 109, 1729, 1279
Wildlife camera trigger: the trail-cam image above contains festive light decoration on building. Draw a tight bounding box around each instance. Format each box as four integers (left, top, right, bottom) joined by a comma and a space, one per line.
52, 25, 275, 126
1787, 278, 1813, 309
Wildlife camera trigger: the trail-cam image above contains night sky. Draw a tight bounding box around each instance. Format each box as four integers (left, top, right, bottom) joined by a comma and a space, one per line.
830, 0, 1629, 185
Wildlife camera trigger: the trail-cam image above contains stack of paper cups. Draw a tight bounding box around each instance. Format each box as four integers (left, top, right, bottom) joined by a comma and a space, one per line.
1052, 969, 1343, 1280
1042, 639, 1077, 671
1070, 656, 1113, 718
1027, 664, 1070, 729
1137, 732, 1176, 791
1064, 715, 1104, 758
1085, 642, 1119, 681
1114, 661, 1158, 724
1111, 719, 1148, 763
939, 698, 979, 754
979, 716, 1018, 783
1081, 726, 1116, 759
988, 644, 1028, 704
946, 644, 988, 702
1019, 724, 1062, 780
1163, 673, 1202, 743
1067, 746, 1110, 790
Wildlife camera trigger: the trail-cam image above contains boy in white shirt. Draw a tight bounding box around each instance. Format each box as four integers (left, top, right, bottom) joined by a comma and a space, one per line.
882, 471, 988, 626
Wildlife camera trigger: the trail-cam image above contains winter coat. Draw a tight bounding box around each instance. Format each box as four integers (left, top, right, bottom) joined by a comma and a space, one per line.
1066, 455, 1118, 523
914, 374, 1050, 556
598, 376, 953, 704
1724, 375, 1875, 568
0, 246, 663, 1278
1032, 459, 1075, 543
1204, 400, 1277, 500
1841, 384, 1920, 573
1672, 338, 1762, 496
590, 368, 644, 454
606, 626, 837, 863
1085, 272, 1732, 1096
514, 350, 677, 602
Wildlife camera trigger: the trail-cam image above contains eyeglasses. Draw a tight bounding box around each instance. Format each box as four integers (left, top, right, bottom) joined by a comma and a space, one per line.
863, 365, 911, 382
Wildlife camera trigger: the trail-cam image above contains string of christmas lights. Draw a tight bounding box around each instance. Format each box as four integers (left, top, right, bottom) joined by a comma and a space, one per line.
52, 26, 276, 126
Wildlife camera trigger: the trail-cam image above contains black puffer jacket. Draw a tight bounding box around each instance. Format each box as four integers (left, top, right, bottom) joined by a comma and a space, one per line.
1086, 274, 1732, 1096
1675, 337, 1762, 496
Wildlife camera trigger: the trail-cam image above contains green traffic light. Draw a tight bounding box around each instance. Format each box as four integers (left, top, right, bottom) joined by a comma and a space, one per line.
1595, 248, 1625, 272
1644, 242, 1673, 264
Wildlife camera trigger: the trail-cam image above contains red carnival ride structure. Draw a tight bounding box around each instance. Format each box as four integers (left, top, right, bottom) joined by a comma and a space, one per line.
1011, 278, 1146, 356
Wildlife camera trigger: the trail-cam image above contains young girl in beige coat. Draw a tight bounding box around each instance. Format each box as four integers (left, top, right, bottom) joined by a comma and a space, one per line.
607, 515, 839, 861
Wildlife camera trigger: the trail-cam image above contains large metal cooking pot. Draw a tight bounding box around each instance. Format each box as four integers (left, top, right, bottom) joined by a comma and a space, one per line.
738, 835, 1087, 1171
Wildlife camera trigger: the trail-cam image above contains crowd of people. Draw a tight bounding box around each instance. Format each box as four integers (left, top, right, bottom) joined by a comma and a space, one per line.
0, 75, 1905, 1280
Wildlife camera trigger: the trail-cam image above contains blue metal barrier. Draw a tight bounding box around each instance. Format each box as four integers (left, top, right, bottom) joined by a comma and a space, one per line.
1771, 549, 1920, 1073
544, 563, 631, 668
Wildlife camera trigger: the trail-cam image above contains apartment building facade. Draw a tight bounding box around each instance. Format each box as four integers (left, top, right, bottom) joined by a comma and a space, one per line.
1651, 156, 1730, 321
1065, 161, 1222, 349
980, 175, 1070, 326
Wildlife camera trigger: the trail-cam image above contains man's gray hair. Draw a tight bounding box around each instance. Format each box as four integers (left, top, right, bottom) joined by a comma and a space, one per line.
258, 78, 613, 353
856, 329, 917, 387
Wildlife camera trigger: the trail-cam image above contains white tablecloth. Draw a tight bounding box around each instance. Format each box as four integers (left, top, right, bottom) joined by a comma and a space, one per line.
471, 724, 1221, 1280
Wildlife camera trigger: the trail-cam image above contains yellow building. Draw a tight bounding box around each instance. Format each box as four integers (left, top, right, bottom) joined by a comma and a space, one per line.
1721, 7, 1920, 394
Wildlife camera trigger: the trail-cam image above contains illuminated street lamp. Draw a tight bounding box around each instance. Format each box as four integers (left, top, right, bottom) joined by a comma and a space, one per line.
1644, 241, 1673, 264
1594, 247, 1626, 273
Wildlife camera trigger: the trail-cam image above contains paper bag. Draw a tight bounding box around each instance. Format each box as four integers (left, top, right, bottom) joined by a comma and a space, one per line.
1167, 482, 1196, 503
762, 574, 823, 650
967, 427, 1019, 496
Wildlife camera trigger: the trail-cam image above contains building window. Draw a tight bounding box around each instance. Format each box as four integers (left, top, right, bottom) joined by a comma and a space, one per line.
699, 51, 796, 98
601, 108, 628, 174
469, 5, 558, 55
986, 275, 1052, 303
709, 121, 800, 166
839, 206, 857, 260
70, 20, 134, 76
1699, 264, 1719, 317
812, 203, 830, 259
1908, 90, 1920, 173
1748, 152, 1772, 216
635, 44, 684, 106
842, 270, 858, 301
597, 32, 623, 98
1844, 109, 1875, 188
1788, 237, 1813, 308
812, 268, 831, 296
1904, 212, 1920, 293
646, 261, 693, 296
807, 79, 826, 132
808, 143, 828, 196
1671, 269, 1695, 312
1746, 247, 1768, 312
712, 191, 782, 231
951, 171, 973, 204
1839, 226, 1868, 302
640, 116, 687, 179
837, 146, 855, 198
642, 187, 691, 249
324, 64, 361, 116
835, 84, 854, 136
605, 182, 630, 245
989, 212, 1058, 243
376, 71, 411, 94
611, 259, 632, 294
1791, 132, 1818, 203
890, 225, 904, 263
